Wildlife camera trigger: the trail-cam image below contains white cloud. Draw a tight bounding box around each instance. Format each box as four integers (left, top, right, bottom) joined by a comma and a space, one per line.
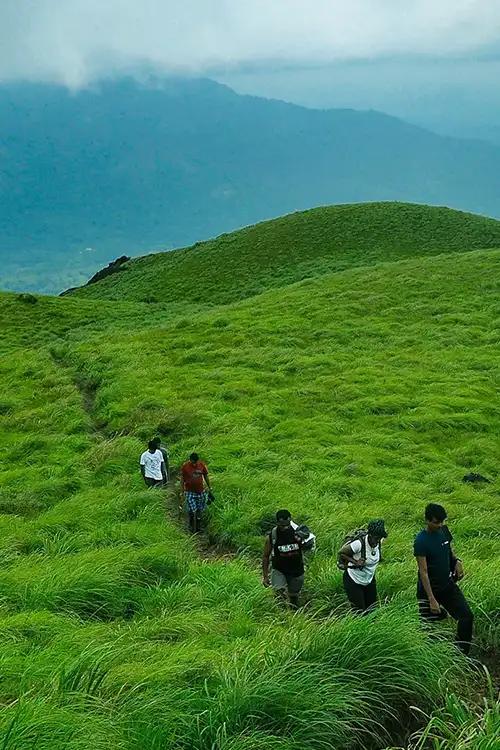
0, 0, 499, 88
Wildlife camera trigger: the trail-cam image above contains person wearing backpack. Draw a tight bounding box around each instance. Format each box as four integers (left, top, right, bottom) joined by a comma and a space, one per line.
414, 503, 473, 655
262, 509, 312, 610
338, 519, 388, 613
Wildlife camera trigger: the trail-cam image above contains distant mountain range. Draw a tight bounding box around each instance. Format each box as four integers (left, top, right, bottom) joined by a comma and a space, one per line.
1, 77, 500, 293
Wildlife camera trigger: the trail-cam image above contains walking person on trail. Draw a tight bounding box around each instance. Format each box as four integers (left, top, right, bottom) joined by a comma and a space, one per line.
414, 503, 473, 655
262, 509, 310, 610
181, 452, 213, 533
152, 436, 170, 481
338, 519, 387, 613
140, 440, 167, 488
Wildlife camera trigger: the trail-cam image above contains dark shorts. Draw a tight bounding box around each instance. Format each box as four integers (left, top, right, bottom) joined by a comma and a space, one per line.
145, 477, 163, 488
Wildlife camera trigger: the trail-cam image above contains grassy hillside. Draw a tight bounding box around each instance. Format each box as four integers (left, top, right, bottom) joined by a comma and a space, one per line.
1, 205, 498, 748
68, 202, 500, 305
0, 294, 470, 750
63, 248, 500, 634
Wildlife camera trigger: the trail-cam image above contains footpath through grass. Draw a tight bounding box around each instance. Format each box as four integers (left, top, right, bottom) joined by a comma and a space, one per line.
0, 205, 499, 748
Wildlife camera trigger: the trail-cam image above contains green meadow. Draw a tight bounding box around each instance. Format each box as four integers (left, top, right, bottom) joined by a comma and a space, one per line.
0, 203, 498, 748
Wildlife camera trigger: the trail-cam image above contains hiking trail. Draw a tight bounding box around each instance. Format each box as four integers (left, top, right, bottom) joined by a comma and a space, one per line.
162, 470, 240, 564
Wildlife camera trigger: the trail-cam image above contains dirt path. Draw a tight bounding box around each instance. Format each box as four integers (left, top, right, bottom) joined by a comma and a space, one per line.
162, 470, 239, 563
49, 348, 107, 434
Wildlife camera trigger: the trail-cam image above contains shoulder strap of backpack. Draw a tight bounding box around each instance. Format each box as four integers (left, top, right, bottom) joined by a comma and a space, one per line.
271, 526, 277, 546
361, 533, 367, 560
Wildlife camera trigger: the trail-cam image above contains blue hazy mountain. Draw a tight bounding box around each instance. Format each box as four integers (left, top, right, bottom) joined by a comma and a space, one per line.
1, 77, 500, 293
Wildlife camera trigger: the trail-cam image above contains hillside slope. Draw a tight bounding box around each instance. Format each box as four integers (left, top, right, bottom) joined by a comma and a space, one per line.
0, 245, 498, 747
68, 202, 500, 304
3, 77, 500, 293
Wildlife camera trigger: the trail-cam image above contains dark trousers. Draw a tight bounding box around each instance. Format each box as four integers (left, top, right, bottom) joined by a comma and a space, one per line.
417, 581, 473, 655
343, 570, 377, 613
145, 477, 163, 488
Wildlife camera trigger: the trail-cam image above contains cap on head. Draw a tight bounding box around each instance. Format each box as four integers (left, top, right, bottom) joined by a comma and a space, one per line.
276, 509, 291, 522
425, 503, 447, 522
189, 452, 199, 463
367, 519, 388, 539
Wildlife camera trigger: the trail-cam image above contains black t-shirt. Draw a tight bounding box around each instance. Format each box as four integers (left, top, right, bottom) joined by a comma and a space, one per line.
414, 526, 453, 591
271, 527, 304, 577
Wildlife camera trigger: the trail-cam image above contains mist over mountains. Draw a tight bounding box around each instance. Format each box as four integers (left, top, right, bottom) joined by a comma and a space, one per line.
2, 76, 500, 293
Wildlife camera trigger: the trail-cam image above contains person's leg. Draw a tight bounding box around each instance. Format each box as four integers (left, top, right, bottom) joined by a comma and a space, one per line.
363, 577, 378, 613
145, 477, 155, 488
185, 493, 198, 533
417, 584, 447, 623
271, 569, 288, 606
343, 571, 366, 612
287, 574, 304, 610
195, 492, 207, 529
438, 583, 474, 655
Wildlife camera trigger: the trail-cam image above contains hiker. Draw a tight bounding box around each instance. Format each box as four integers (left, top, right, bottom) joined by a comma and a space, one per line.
152, 436, 170, 481
262, 509, 308, 610
338, 519, 387, 613
181, 452, 212, 533
140, 440, 167, 487
414, 503, 473, 655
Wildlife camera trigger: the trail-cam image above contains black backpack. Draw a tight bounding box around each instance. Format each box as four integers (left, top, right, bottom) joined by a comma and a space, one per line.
337, 529, 382, 570
270, 524, 316, 554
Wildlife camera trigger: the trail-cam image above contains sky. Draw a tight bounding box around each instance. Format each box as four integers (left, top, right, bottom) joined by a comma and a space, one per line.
1, 1, 500, 138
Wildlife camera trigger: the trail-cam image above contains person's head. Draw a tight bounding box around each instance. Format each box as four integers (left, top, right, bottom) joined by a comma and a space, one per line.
189, 452, 199, 464
276, 509, 292, 530
367, 519, 388, 544
148, 440, 156, 453
425, 503, 447, 532
152, 436, 161, 450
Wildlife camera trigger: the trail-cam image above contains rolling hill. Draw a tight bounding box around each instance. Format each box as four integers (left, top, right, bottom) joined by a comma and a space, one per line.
3, 77, 500, 293
68, 202, 500, 304
0, 203, 498, 749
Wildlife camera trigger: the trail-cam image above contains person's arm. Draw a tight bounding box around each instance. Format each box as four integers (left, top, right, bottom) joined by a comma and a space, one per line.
339, 541, 365, 568
449, 544, 464, 580
416, 557, 441, 614
161, 460, 167, 485
262, 536, 272, 586
202, 465, 211, 490
140, 463, 147, 484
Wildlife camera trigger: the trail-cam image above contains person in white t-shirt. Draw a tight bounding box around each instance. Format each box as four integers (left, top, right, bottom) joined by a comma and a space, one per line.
140, 440, 167, 488
338, 519, 388, 613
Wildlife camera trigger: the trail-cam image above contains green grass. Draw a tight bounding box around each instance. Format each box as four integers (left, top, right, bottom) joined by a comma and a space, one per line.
64, 248, 500, 643
389, 687, 500, 749
0, 202, 499, 748
68, 202, 500, 305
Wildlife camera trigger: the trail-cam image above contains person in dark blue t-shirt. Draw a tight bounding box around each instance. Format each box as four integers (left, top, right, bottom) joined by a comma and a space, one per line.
414, 503, 473, 655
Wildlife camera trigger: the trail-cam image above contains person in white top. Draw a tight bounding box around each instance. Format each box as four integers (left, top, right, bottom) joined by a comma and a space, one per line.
339, 519, 388, 613
140, 440, 167, 487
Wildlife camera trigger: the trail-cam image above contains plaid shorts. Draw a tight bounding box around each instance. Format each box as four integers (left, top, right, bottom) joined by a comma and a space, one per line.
184, 491, 208, 513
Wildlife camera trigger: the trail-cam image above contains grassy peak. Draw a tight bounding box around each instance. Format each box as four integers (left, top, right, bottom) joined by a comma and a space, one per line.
67, 201, 500, 306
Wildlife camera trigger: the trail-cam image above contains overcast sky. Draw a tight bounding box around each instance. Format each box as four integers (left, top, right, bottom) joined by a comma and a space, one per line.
1, 1, 500, 87
1, 1, 500, 141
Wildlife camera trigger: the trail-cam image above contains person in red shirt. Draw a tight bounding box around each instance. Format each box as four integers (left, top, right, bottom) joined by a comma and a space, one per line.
181, 452, 212, 533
